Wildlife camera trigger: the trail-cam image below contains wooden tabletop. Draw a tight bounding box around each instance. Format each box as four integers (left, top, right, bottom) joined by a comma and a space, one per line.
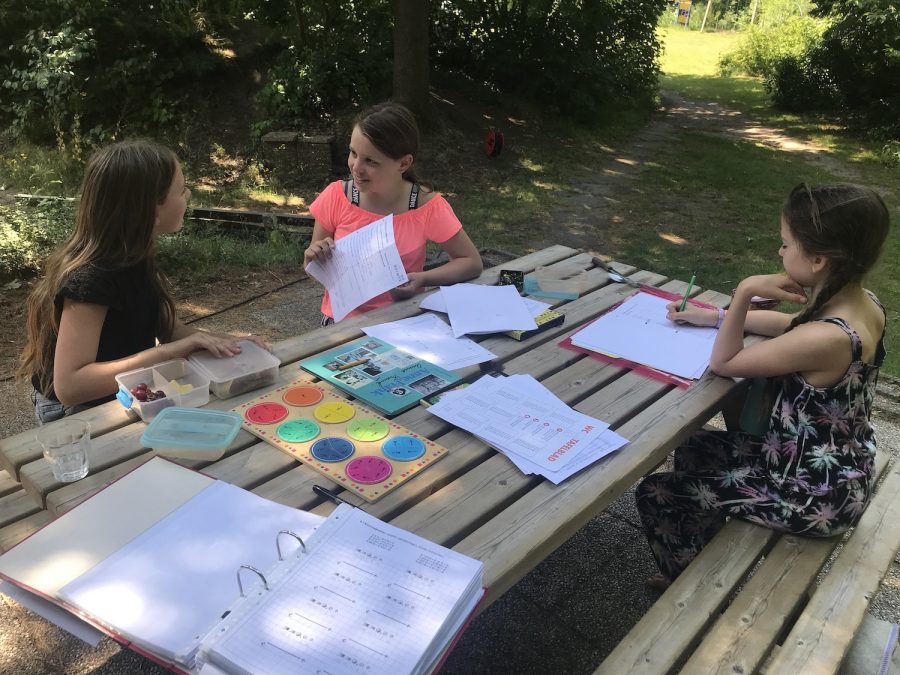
0, 246, 745, 609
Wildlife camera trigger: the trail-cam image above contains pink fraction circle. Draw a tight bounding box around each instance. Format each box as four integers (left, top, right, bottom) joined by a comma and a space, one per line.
345, 456, 393, 485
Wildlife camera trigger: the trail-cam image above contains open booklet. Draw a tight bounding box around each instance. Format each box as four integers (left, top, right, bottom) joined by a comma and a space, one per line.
0, 457, 484, 675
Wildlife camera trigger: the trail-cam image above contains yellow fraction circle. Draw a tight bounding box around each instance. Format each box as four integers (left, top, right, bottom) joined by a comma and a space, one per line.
313, 401, 355, 424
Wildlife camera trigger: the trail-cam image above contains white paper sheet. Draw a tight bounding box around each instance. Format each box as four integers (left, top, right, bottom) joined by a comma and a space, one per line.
427, 374, 613, 472
362, 313, 496, 370
0, 581, 104, 646
570, 292, 718, 379
422, 290, 550, 319
304, 214, 408, 321
58, 481, 324, 664
439, 284, 537, 337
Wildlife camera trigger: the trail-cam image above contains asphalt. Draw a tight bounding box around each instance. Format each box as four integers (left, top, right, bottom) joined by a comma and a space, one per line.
2, 274, 899, 673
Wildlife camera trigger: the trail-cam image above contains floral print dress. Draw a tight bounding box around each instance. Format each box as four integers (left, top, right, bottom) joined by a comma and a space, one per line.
636, 310, 885, 580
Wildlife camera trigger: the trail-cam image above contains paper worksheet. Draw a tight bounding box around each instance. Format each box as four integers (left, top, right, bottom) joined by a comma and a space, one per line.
422, 290, 551, 320
362, 313, 496, 370
438, 284, 537, 337
304, 214, 408, 321
570, 292, 717, 379
427, 374, 613, 473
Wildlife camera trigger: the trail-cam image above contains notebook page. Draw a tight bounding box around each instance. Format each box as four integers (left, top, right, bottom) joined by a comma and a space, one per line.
203, 504, 484, 675
58, 481, 323, 664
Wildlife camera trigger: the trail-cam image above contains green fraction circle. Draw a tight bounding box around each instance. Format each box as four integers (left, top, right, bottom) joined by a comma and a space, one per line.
276, 419, 321, 443
346, 418, 390, 442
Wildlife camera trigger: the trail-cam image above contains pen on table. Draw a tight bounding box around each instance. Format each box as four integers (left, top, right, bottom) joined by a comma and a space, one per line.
313, 484, 355, 507
338, 358, 370, 370
679, 272, 696, 312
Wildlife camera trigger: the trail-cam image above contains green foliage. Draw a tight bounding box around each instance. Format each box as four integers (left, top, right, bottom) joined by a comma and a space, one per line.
1, 0, 229, 148
433, 0, 668, 120
248, 0, 393, 128
0, 201, 74, 278
718, 16, 828, 77
815, 0, 900, 136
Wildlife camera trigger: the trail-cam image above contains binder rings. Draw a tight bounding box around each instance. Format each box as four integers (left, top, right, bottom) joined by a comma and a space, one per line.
0, 457, 485, 675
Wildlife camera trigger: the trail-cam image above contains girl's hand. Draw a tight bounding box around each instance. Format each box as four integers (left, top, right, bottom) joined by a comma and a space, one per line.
665, 301, 717, 326
304, 237, 335, 265
166, 332, 244, 359
390, 273, 427, 299
737, 274, 807, 305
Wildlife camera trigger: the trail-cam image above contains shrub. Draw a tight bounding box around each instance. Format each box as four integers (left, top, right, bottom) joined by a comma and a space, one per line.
718, 16, 829, 77
0, 201, 74, 279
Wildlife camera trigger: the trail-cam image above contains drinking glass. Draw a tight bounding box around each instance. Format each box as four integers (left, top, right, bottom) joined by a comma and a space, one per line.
36, 419, 91, 482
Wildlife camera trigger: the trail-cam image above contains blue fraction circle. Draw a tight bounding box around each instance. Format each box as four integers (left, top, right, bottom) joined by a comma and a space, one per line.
310, 437, 355, 463
382, 435, 426, 462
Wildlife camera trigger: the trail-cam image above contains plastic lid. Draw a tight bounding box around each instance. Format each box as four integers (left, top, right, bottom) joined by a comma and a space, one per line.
140, 407, 243, 451
188, 340, 279, 383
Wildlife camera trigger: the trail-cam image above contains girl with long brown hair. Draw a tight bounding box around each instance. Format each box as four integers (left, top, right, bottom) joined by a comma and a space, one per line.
19, 140, 260, 424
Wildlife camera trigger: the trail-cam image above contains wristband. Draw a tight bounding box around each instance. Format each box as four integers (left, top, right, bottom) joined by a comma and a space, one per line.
715, 307, 725, 329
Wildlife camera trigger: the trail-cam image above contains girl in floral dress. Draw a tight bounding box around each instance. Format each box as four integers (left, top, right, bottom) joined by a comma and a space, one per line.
636, 183, 891, 587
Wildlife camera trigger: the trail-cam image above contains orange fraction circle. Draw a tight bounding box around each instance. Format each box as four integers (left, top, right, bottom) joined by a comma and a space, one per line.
313, 401, 355, 424
283, 385, 324, 407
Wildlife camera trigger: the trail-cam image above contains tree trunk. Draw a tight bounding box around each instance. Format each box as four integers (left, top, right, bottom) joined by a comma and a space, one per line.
392, 0, 430, 120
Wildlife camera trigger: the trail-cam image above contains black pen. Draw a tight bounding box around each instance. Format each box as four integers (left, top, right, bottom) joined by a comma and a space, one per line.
312, 484, 355, 507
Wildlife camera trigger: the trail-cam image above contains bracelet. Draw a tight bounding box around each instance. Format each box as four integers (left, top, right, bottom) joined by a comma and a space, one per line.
715, 307, 726, 329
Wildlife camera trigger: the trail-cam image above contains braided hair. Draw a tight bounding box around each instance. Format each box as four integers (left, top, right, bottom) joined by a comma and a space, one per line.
784, 183, 890, 332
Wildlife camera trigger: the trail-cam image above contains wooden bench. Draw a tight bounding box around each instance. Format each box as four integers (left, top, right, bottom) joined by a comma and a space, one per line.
596, 448, 900, 674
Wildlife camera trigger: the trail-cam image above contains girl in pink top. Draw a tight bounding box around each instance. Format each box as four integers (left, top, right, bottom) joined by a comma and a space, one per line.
305, 102, 483, 321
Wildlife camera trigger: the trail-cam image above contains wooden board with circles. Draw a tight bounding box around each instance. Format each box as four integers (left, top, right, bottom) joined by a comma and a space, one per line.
232, 380, 448, 502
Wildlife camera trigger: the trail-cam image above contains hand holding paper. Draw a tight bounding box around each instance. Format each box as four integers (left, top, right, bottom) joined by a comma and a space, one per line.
304, 214, 408, 321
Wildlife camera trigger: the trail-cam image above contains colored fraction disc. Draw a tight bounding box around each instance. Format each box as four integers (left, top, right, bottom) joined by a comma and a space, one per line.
311, 437, 355, 462
282, 385, 324, 407
347, 418, 390, 443
245, 402, 289, 425
276, 419, 320, 443
345, 456, 393, 484
313, 401, 355, 424
382, 435, 426, 462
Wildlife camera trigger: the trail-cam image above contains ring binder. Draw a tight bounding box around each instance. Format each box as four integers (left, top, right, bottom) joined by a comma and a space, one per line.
275, 530, 306, 561
236, 565, 269, 597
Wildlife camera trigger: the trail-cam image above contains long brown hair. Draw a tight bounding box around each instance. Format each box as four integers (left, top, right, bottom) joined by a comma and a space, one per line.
18, 140, 179, 396
783, 182, 890, 332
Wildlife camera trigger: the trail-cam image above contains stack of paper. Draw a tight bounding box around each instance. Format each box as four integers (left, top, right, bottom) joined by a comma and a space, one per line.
426, 374, 628, 484
570, 292, 717, 379
362, 313, 496, 370
420, 283, 537, 337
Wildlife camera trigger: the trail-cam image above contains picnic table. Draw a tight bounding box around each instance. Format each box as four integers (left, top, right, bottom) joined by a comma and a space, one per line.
0, 245, 743, 664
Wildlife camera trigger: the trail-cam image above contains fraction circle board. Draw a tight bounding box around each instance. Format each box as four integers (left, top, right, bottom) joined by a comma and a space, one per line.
313, 401, 355, 424
283, 385, 323, 406
382, 436, 426, 462
245, 402, 289, 425
311, 437, 355, 463
277, 419, 320, 443
345, 456, 392, 484
347, 418, 390, 443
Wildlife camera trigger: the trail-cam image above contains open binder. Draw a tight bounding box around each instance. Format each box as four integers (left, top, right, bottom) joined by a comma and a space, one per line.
0, 457, 485, 675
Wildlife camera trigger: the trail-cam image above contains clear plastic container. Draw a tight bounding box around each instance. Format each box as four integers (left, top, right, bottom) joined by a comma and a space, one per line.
140, 407, 242, 460
115, 359, 210, 421
188, 340, 280, 399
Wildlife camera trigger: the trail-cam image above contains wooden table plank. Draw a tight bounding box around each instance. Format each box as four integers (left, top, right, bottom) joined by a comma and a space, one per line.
0, 490, 42, 529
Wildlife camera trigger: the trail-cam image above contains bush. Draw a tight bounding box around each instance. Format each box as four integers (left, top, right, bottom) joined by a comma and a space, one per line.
718, 16, 829, 77
0, 201, 74, 279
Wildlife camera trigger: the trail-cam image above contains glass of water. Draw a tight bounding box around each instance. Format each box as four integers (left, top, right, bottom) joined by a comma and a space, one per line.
36, 419, 91, 482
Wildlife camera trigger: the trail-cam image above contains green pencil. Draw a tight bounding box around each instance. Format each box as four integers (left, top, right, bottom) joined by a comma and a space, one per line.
679, 272, 696, 312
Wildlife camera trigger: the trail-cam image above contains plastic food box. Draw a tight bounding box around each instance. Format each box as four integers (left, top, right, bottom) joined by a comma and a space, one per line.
140, 407, 242, 460
115, 358, 210, 421
188, 340, 280, 399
